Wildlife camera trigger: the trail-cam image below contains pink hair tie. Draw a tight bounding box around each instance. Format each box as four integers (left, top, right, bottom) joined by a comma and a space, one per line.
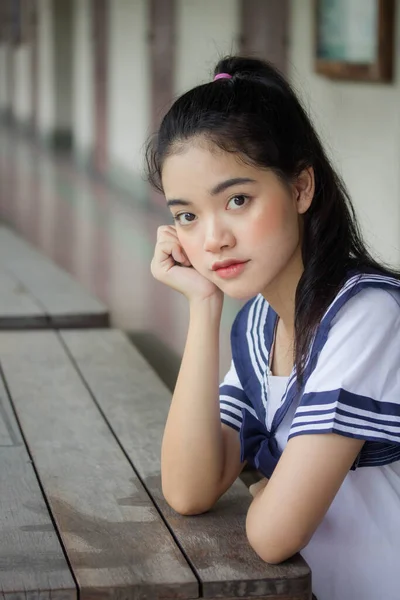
213, 73, 232, 81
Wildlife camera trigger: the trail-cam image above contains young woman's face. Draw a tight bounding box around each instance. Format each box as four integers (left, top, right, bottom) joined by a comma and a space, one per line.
162, 141, 309, 300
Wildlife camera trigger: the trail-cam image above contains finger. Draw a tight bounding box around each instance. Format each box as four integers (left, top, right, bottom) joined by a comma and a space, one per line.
156, 232, 192, 267
151, 252, 174, 277
154, 240, 179, 262
161, 232, 180, 244
249, 478, 268, 498
154, 241, 187, 272
172, 247, 192, 267
249, 484, 257, 498
157, 225, 178, 240
171, 245, 188, 265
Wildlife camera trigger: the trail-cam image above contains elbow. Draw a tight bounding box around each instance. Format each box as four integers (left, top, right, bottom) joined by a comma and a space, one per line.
247, 541, 298, 565
165, 496, 212, 516
162, 483, 216, 516
246, 517, 309, 565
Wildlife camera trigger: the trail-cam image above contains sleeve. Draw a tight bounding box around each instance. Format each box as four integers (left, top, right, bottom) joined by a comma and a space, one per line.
288, 287, 400, 466
219, 359, 257, 432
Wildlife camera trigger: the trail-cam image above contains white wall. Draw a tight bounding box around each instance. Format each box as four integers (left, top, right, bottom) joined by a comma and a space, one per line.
107, 0, 240, 183
289, 0, 400, 266
108, 0, 150, 177
175, 0, 240, 93
72, 0, 94, 156
37, 0, 55, 137
13, 45, 32, 125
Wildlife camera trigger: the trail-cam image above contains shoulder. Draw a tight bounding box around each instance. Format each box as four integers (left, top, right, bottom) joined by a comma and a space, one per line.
325, 271, 400, 328
324, 273, 400, 347
305, 281, 400, 398
331, 285, 400, 330
300, 273, 400, 395
290, 277, 400, 463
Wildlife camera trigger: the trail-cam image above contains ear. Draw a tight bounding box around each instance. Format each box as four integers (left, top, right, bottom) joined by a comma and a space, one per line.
292, 167, 314, 215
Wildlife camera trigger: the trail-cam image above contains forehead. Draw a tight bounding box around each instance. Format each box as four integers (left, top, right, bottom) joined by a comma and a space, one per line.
161, 142, 260, 197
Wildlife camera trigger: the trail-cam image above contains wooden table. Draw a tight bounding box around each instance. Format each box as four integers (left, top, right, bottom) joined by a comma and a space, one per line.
0, 329, 312, 600
0, 226, 109, 328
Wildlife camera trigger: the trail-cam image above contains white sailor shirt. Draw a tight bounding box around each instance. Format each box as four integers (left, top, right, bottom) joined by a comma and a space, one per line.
219, 271, 400, 600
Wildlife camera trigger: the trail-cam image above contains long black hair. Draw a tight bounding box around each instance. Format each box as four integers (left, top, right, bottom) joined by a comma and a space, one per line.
146, 55, 399, 383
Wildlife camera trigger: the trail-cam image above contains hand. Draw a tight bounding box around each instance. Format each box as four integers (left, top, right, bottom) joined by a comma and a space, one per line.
151, 226, 222, 302
249, 478, 268, 498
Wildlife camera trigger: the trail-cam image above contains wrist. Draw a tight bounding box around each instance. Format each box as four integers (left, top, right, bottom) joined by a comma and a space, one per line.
189, 293, 224, 318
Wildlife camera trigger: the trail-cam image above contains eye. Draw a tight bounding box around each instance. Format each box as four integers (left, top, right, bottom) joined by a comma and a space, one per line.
174, 212, 197, 226
227, 195, 250, 210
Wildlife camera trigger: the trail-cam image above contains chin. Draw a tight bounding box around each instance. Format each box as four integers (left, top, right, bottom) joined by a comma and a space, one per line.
217, 269, 280, 300
218, 281, 265, 301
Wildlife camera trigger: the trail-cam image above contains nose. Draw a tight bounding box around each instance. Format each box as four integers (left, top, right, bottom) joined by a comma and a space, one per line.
203, 218, 236, 253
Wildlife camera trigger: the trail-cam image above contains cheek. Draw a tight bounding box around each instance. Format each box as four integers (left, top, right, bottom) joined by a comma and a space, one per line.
176, 231, 203, 265
248, 198, 298, 244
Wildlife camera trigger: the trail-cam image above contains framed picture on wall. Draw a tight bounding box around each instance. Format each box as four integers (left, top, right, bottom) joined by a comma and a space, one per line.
315, 0, 395, 82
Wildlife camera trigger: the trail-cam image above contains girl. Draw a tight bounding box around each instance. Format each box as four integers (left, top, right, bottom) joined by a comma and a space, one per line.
147, 56, 400, 600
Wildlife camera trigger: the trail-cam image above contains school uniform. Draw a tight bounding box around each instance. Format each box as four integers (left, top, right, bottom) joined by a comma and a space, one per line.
219, 271, 400, 600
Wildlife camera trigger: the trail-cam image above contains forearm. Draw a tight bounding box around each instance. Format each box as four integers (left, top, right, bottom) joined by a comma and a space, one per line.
161, 296, 224, 513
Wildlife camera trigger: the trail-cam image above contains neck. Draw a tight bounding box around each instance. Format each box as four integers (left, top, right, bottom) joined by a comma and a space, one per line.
261, 247, 304, 335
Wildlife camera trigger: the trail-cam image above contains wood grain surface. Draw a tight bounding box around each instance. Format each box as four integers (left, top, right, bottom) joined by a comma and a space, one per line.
0, 268, 48, 329
0, 227, 109, 328
61, 329, 312, 599
0, 370, 76, 600
0, 331, 198, 600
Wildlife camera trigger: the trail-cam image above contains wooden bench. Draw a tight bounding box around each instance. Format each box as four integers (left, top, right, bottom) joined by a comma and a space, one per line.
0, 329, 312, 600
0, 226, 109, 329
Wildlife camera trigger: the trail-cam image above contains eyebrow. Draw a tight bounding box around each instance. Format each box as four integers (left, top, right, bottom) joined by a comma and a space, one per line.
166, 177, 256, 208
166, 198, 193, 208
210, 177, 256, 196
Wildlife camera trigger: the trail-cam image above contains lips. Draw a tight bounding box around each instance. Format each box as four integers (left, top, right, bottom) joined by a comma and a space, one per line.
211, 259, 250, 280
211, 259, 248, 271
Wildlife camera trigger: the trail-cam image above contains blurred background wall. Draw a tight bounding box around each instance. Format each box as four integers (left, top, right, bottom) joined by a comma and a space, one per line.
0, 0, 399, 385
